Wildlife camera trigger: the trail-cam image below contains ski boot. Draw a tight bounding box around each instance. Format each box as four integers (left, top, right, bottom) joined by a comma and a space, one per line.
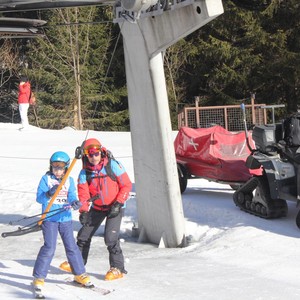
32, 278, 45, 299
105, 267, 124, 281
59, 261, 72, 272
74, 273, 94, 288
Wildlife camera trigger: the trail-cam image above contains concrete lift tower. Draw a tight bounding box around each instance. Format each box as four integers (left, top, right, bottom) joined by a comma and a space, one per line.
114, 0, 223, 247
0, 0, 223, 247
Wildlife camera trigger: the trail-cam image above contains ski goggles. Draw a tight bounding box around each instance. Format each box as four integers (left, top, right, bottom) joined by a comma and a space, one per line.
87, 150, 100, 158
51, 161, 67, 170
84, 145, 101, 157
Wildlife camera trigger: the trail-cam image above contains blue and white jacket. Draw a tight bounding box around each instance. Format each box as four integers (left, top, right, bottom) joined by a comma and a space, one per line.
36, 172, 77, 222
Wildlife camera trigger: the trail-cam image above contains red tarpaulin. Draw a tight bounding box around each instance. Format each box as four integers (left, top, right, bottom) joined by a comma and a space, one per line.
174, 126, 261, 183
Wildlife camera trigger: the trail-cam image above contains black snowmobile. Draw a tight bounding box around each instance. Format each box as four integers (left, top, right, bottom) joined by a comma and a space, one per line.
233, 107, 300, 227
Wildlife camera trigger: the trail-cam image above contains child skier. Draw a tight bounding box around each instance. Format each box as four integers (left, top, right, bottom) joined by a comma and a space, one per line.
32, 151, 93, 298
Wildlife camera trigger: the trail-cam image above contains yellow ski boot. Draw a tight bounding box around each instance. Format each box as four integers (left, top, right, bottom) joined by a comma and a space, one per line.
32, 278, 45, 299
74, 273, 94, 288
59, 261, 72, 273
105, 267, 124, 281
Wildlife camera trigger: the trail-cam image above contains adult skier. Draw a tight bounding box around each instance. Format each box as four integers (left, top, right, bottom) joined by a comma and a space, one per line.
60, 138, 132, 281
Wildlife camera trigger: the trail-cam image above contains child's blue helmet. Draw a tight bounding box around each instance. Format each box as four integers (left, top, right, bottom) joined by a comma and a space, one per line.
50, 151, 70, 169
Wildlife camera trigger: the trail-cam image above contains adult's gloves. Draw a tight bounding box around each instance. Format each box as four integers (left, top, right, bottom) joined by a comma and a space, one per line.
78, 201, 123, 224
107, 202, 123, 219
46, 184, 59, 198
79, 212, 90, 225
71, 200, 82, 210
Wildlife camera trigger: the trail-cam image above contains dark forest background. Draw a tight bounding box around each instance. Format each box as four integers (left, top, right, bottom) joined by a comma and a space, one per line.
0, 0, 299, 130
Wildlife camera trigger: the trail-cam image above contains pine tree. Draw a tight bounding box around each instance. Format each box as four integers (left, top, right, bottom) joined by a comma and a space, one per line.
0, 39, 23, 123
27, 6, 126, 130
181, 0, 300, 117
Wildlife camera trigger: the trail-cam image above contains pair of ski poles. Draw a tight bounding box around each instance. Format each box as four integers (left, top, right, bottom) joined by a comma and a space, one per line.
2, 194, 99, 238
2, 206, 72, 238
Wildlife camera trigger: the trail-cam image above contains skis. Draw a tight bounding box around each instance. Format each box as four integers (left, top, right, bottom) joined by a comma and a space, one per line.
31, 280, 112, 299
65, 278, 112, 295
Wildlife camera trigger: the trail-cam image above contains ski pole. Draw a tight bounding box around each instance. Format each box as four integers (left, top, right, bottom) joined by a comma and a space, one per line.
9, 206, 68, 225
241, 103, 254, 152
13, 194, 98, 227
34, 195, 98, 227
2, 195, 96, 238
1, 208, 67, 238
23, 207, 69, 228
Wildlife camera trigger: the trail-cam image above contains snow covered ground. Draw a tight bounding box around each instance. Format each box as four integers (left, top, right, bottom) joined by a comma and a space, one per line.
1, 122, 300, 299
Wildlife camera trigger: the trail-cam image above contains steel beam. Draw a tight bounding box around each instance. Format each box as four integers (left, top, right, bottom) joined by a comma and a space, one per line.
117, 0, 223, 247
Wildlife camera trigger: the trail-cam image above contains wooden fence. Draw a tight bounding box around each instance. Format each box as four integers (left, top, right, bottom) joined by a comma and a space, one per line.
177, 96, 268, 131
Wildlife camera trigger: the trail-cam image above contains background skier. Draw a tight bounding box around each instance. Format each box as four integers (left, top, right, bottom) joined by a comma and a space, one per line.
17, 76, 31, 130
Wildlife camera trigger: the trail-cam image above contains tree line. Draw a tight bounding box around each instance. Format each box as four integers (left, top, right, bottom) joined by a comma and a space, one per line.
0, 0, 299, 130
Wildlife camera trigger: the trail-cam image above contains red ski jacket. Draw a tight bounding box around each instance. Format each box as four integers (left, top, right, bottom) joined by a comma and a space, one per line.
18, 82, 31, 104
77, 157, 132, 213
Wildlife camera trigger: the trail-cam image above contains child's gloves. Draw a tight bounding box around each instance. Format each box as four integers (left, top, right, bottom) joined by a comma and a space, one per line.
71, 200, 82, 210
46, 184, 59, 198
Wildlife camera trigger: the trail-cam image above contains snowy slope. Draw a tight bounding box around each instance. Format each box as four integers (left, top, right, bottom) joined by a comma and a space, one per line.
1, 123, 300, 299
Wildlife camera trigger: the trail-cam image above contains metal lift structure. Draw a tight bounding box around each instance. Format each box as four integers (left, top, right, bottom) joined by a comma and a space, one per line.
0, 0, 224, 247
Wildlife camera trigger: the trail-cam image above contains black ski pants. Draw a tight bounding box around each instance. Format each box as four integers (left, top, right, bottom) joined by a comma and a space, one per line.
76, 207, 125, 272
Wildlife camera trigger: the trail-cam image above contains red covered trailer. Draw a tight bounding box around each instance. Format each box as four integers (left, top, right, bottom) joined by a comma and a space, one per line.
174, 126, 262, 193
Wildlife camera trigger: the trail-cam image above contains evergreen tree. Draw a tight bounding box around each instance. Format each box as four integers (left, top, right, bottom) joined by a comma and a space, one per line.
255, 0, 300, 113
0, 39, 26, 123
164, 39, 198, 128
181, 0, 300, 118
27, 6, 127, 130
1, 1, 299, 129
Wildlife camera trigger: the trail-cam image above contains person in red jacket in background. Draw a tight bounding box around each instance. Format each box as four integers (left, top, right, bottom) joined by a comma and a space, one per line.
60, 138, 132, 281
18, 75, 31, 130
